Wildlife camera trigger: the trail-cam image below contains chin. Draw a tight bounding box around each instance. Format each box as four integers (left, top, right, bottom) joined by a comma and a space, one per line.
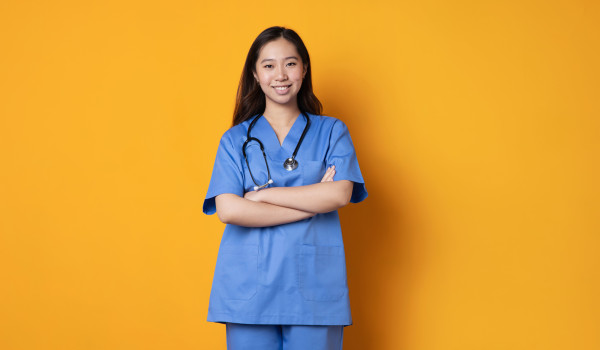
269, 96, 296, 105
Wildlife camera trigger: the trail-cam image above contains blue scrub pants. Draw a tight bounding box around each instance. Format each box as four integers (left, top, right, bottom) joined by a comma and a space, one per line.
225, 323, 344, 350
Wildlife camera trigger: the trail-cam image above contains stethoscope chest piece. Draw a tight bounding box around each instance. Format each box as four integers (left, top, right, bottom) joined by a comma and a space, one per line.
244, 111, 310, 187
283, 157, 298, 171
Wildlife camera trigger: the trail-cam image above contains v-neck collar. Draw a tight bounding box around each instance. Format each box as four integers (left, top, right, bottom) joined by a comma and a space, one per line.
253, 112, 307, 160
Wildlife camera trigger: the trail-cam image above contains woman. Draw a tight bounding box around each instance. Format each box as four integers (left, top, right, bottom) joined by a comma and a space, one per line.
203, 26, 367, 350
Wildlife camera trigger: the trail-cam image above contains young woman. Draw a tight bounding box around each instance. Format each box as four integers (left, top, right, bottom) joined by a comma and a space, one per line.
203, 26, 368, 350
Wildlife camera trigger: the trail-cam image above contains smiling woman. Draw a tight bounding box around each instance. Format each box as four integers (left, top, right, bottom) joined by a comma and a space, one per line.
203, 26, 367, 350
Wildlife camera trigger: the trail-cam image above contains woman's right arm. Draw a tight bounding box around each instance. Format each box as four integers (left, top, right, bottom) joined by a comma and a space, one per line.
215, 193, 315, 227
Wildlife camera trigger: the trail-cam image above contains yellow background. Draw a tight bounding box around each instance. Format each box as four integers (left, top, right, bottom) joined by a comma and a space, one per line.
1, 0, 598, 349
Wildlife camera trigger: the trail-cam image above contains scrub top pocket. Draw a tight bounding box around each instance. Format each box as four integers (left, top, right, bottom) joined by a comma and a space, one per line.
213, 245, 259, 301
297, 244, 347, 302
301, 160, 325, 186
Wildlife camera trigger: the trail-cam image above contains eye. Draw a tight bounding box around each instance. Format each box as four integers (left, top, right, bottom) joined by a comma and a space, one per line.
264, 64, 273, 68
287, 62, 296, 66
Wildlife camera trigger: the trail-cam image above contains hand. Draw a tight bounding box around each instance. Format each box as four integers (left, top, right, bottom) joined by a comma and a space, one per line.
244, 189, 263, 202
321, 165, 336, 182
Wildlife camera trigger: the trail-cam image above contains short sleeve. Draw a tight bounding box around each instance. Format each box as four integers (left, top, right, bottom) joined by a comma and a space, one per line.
326, 120, 368, 203
203, 132, 245, 215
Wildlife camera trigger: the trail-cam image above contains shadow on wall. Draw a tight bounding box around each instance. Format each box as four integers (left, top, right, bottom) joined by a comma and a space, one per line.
321, 68, 432, 349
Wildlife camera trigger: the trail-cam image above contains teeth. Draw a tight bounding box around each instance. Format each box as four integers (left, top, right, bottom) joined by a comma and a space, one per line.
275, 86, 290, 90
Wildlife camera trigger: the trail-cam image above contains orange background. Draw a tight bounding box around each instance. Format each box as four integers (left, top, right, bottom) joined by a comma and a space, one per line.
1, 1, 598, 349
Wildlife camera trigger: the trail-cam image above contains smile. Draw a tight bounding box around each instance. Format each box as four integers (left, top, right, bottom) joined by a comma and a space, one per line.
272, 85, 292, 95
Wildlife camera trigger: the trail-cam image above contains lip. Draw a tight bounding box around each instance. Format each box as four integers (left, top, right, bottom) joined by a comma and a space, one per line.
272, 84, 292, 95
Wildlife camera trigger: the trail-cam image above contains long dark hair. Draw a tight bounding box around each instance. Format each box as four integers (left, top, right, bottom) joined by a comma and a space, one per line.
232, 26, 322, 126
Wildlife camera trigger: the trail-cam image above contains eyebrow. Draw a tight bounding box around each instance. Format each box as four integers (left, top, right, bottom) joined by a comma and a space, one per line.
260, 56, 299, 64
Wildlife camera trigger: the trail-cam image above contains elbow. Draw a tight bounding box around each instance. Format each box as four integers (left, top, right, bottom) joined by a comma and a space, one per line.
336, 192, 351, 208
329, 180, 353, 211
215, 194, 238, 224
216, 209, 231, 224
319, 194, 349, 214
216, 204, 241, 225
342, 193, 352, 207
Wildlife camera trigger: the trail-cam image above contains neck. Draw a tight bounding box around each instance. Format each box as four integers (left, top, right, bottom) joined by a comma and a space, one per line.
263, 102, 301, 128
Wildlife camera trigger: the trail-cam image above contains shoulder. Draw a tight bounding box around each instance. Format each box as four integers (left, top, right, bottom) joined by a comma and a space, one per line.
218, 120, 252, 148
307, 113, 339, 125
307, 113, 348, 131
307, 113, 351, 137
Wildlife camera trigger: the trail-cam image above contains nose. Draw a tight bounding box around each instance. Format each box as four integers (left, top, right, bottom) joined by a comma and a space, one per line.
276, 65, 287, 81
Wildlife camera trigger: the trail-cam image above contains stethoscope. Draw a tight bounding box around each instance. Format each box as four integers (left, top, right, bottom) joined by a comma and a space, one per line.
242, 111, 311, 190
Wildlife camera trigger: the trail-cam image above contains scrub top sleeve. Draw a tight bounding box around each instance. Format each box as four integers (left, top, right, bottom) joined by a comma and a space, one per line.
203, 132, 245, 215
326, 120, 368, 203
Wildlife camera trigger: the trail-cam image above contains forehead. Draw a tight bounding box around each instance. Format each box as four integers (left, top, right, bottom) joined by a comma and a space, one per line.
257, 38, 300, 60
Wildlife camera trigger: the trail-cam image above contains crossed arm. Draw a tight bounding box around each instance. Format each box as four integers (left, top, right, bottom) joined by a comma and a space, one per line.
215, 166, 353, 227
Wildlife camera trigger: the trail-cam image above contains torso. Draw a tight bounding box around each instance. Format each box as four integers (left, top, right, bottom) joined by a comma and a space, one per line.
206, 113, 353, 326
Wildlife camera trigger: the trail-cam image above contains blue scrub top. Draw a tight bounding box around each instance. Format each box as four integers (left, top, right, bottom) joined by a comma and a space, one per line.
203, 113, 367, 326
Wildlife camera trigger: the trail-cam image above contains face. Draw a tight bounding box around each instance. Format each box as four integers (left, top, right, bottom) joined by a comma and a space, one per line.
253, 37, 307, 110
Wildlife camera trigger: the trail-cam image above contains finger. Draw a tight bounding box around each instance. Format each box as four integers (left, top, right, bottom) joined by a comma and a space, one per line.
323, 168, 335, 182
328, 169, 336, 181
320, 166, 333, 182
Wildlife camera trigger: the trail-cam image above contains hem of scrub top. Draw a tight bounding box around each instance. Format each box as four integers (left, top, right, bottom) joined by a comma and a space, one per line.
208, 320, 354, 327
207, 313, 352, 327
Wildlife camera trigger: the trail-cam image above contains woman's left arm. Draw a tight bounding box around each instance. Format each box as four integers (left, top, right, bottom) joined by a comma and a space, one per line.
245, 166, 354, 213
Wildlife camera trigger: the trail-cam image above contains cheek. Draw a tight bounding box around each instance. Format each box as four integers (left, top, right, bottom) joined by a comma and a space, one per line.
291, 65, 304, 78
256, 70, 271, 82
254, 75, 266, 89
257, 75, 272, 90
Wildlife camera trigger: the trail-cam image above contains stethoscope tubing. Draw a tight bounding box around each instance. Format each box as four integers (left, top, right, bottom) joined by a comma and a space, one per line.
243, 111, 310, 189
